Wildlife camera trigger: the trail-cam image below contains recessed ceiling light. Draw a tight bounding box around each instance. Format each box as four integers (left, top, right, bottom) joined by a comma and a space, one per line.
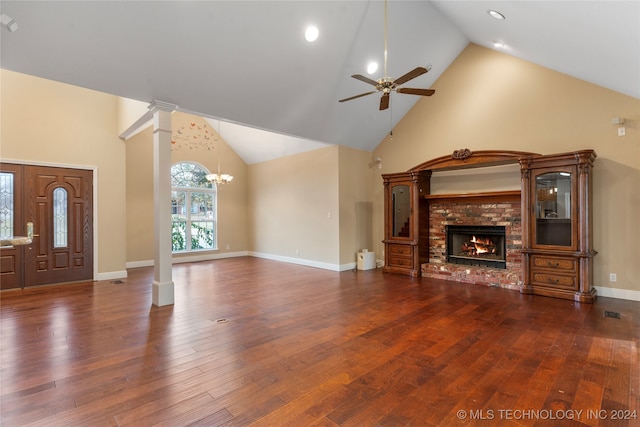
493, 41, 506, 48
367, 61, 378, 75
487, 9, 505, 20
305, 25, 319, 42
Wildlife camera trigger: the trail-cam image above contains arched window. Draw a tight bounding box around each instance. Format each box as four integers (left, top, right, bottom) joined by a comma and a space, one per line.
171, 162, 216, 252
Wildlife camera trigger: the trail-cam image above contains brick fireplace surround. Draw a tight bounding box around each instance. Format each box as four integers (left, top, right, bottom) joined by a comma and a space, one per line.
421, 193, 523, 290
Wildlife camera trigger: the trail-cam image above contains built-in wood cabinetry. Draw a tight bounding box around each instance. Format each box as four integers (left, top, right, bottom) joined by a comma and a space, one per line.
382, 149, 597, 302
382, 172, 429, 277
520, 150, 597, 302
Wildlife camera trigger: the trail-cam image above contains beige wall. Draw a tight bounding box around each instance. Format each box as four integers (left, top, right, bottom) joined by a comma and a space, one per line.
117, 97, 149, 137
248, 146, 341, 267
125, 126, 154, 263
125, 112, 248, 263
0, 69, 127, 277
338, 145, 375, 265
372, 44, 640, 294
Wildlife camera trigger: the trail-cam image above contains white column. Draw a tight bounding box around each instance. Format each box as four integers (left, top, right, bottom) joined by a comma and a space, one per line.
150, 101, 176, 306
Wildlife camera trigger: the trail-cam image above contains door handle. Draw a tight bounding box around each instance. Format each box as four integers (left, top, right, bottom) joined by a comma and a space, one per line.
26, 222, 39, 238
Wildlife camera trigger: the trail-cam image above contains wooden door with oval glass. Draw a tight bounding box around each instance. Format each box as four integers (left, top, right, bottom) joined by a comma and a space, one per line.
0, 164, 93, 288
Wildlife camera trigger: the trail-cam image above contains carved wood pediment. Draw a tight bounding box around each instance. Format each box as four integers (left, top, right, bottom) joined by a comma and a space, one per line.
409, 149, 540, 172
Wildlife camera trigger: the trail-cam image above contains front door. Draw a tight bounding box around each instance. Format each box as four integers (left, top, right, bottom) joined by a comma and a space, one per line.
0, 164, 24, 289
0, 164, 93, 289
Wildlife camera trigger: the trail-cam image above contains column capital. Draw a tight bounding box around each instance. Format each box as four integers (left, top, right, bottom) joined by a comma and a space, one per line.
119, 100, 177, 140
148, 100, 178, 114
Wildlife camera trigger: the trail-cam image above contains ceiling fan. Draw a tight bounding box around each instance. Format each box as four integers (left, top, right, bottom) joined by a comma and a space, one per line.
339, 0, 435, 111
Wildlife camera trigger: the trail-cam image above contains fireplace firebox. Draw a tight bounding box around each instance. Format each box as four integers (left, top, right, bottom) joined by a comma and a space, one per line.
446, 225, 507, 269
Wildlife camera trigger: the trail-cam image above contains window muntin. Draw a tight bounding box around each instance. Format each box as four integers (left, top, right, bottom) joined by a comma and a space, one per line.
170, 162, 216, 252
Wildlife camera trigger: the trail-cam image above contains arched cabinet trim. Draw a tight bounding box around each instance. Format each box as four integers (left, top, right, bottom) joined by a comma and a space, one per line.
409, 150, 540, 172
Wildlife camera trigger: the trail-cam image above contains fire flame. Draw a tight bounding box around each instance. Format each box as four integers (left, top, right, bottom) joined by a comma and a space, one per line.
470, 235, 495, 254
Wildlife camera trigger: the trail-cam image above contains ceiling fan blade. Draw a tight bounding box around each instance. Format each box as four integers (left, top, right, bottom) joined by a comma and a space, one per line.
339, 91, 376, 103
396, 87, 436, 96
379, 93, 390, 110
351, 74, 379, 86
393, 66, 428, 86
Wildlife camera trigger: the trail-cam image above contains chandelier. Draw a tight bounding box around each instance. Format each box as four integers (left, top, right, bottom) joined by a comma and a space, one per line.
206, 168, 234, 185
205, 120, 234, 185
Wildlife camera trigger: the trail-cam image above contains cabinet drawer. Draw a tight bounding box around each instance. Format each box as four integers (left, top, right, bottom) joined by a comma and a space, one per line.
388, 256, 414, 268
531, 255, 576, 272
388, 244, 413, 256
531, 271, 576, 289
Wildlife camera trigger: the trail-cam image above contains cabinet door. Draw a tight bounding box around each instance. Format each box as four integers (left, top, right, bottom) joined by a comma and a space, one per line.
532, 168, 577, 250
389, 183, 412, 239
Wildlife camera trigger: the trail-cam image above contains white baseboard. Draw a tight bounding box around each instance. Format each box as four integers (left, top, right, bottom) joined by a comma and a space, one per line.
250, 251, 354, 272
341, 262, 358, 271
127, 252, 356, 273
172, 250, 250, 264
96, 270, 128, 281
126, 260, 154, 269
595, 286, 640, 302
126, 251, 249, 269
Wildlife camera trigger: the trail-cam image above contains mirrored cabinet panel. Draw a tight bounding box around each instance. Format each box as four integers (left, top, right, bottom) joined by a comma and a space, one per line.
535, 171, 572, 247
391, 184, 411, 238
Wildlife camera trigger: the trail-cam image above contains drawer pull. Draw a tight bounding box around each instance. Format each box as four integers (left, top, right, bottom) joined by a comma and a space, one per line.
547, 278, 560, 284
547, 261, 559, 267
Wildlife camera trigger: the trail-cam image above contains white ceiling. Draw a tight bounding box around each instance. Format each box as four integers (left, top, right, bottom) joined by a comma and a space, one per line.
1, 1, 638, 164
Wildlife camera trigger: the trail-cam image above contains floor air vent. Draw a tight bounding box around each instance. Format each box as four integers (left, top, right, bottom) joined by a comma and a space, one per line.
111, 280, 124, 284
604, 310, 621, 319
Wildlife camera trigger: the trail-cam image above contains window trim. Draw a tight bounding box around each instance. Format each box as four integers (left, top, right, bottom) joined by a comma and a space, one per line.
170, 161, 217, 253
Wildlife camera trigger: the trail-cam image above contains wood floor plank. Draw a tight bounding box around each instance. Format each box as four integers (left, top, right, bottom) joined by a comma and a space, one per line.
246, 373, 351, 426
122, 391, 215, 427
1, 257, 638, 426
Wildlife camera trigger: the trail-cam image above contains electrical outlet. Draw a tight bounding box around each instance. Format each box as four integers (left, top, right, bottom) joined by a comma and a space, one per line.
610, 273, 617, 282
295, 248, 300, 256
618, 127, 626, 136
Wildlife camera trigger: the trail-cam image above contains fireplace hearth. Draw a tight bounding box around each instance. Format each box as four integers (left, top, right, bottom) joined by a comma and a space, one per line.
446, 225, 506, 269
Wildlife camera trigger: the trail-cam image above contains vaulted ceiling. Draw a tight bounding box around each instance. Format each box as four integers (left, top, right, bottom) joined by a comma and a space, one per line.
1, 1, 638, 163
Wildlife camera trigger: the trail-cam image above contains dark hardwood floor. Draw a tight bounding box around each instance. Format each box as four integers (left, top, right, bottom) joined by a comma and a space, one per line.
1, 257, 638, 426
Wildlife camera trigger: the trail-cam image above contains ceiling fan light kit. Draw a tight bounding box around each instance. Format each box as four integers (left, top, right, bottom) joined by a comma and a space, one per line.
339, 0, 435, 111
487, 9, 506, 20
0, 13, 18, 32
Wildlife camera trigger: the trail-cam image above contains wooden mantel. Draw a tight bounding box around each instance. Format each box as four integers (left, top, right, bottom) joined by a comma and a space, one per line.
424, 190, 521, 203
